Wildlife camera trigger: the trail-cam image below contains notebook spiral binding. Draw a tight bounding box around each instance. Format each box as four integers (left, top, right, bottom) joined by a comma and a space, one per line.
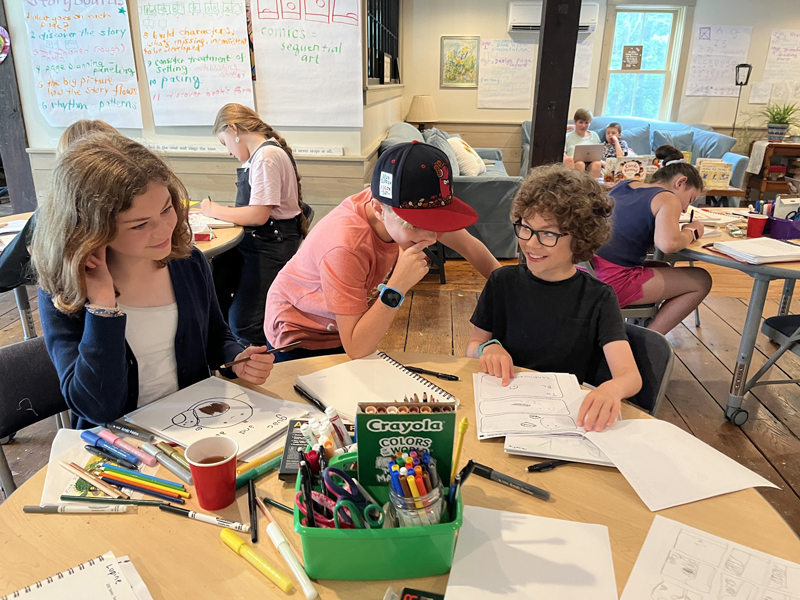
4, 555, 107, 598
376, 352, 457, 403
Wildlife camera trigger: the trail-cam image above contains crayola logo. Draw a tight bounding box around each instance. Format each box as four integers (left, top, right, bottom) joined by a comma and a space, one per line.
366, 418, 444, 434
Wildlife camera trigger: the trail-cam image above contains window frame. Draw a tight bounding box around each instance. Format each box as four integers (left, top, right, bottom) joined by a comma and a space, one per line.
595, 2, 695, 121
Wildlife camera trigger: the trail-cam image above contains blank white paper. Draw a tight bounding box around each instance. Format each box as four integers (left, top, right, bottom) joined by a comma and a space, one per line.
586, 420, 776, 512
444, 506, 618, 600
622, 515, 800, 600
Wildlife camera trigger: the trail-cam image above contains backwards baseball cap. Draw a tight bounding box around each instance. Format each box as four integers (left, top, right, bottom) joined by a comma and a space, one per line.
370, 141, 478, 232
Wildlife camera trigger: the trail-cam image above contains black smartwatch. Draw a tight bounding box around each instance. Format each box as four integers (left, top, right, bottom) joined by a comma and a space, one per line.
377, 284, 404, 309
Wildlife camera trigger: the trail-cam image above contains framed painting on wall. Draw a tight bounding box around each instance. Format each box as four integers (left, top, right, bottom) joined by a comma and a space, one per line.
440, 36, 480, 88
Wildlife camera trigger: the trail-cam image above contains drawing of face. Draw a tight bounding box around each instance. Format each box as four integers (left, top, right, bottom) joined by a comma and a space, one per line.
541, 416, 576, 429
172, 397, 253, 429
651, 581, 701, 600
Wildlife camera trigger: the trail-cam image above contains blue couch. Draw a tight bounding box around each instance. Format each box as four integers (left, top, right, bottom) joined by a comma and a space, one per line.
520, 116, 748, 190
380, 122, 522, 258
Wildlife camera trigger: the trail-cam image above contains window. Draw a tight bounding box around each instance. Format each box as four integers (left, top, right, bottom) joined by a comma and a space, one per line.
601, 8, 684, 120
366, 0, 399, 85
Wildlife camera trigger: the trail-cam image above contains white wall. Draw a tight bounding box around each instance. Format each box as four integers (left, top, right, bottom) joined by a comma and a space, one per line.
678, 0, 800, 127
3, 0, 364, 154
400, 0, 607, 123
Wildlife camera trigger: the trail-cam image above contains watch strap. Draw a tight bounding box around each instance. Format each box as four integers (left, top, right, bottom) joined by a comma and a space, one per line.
477, 339, 501, 357
377, 283, 404, 308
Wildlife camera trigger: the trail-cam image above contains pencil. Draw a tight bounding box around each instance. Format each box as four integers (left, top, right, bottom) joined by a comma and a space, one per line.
99, 477, 185, 504
59, 461, 127, 499
255, 496, 305, 566
100, 463, 185, 490
220, 341, 302, 369
100, 473, 188, 499
689, 209, 694, 223
248, 479, 259, 544
60, 495, 164, 506
261, 495, 294, 516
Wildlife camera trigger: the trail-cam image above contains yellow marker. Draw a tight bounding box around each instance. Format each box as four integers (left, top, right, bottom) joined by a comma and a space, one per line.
406, 475, 431, 525
451, 417, 469, 483
236, 448, 283, 476
220, 529, 294, 593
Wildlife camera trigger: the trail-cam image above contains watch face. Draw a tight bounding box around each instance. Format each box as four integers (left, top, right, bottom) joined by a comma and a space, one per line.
381, 288, 403, 308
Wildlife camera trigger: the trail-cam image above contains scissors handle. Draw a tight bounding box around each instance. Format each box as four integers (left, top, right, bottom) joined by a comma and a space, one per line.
334, 500, 365, 529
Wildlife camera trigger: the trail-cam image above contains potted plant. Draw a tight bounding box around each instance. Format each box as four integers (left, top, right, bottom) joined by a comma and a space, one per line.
761, 103, 800, 142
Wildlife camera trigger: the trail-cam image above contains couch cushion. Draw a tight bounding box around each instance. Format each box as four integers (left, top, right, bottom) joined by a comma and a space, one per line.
483, 161, 510, 177
380, 122, 425, 153
423, 128, 461, 177
448, 138, 486, 177
653, 129, 694, 155
691, 127, 736, 161
617, 124, 651, 156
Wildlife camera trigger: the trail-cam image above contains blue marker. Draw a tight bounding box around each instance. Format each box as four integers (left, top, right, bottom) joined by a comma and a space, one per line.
81, 430, 140, 465
390, 470, 404, 496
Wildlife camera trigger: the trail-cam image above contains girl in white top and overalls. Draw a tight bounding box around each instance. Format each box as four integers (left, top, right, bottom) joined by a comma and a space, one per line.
201, 103, 308, 347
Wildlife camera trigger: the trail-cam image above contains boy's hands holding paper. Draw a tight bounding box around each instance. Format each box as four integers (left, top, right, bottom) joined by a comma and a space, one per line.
577, 388, 620, 432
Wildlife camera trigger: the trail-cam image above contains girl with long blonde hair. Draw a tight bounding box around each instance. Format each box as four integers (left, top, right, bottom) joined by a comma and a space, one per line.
34, 133, 274, 428
201, 103, 306, 347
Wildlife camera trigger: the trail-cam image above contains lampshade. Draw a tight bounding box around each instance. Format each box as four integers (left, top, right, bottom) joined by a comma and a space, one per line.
406, 95, 439, 124
735, 63, 752, 87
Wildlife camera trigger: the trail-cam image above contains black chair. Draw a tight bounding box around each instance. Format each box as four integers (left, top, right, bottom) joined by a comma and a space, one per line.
0, 213, 37, 340
424, 241, 447, 284
0, 337, 68, 496
587, 323, 674, 416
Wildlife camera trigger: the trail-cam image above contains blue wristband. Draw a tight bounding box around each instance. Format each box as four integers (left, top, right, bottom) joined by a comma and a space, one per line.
477, 339, 501, 357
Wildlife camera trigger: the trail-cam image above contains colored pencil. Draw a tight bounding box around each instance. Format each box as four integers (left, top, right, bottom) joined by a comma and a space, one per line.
60, 495, 164, 506
59, 461, 127, 499
100, 463, 185, 490
255, 496, 305, 566
99, 473, 188, 499
99, 477, 185, 504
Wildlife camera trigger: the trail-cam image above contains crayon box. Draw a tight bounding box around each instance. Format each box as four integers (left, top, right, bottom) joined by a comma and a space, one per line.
355, 401, 456, 503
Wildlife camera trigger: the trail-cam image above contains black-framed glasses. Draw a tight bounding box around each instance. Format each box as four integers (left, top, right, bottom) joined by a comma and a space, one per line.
513, 222, 568, 247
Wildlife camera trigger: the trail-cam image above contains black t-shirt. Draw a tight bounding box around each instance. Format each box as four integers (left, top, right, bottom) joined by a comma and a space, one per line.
470, 265, 627, 384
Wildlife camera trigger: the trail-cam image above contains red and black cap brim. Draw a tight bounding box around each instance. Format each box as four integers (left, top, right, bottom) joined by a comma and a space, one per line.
392, 196, 478, 233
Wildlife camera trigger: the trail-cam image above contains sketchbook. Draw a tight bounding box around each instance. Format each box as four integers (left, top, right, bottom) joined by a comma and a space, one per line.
0, 552, 150, 600
444, 505, 618, 600
41, 429, 160, 504
472, 372, 587, 440
585, 420, 777, 512
294, 352, 458, 421
124, 377, 308, 456
188, 213, 236, 228
712, 238, 800, 264
504, 433, 614, 467
621, 515, 800, 600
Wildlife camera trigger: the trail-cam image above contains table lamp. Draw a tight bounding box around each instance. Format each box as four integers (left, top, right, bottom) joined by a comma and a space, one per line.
406, 95, 439, 133
731, 63, 752, 138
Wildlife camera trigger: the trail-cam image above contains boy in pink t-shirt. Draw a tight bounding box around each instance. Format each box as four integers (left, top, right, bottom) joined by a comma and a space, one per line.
265, 141, 499, 361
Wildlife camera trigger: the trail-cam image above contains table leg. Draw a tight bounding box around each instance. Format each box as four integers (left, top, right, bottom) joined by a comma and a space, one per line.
779, 279, 796, 316
13, 286, 37, 340
727, 275, 772, 425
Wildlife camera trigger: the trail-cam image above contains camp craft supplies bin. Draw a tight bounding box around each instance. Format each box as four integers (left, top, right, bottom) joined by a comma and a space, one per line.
767, 216, 800, 240
293, 451, 463, 580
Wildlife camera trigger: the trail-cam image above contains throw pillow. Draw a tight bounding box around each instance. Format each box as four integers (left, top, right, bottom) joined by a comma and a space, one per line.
424, 129, 461, 177
617, 124, 651, 156
653, 129, 694, 155
380, 122, 425, 153
691, 127, 736, 161
447, 138, 486, 177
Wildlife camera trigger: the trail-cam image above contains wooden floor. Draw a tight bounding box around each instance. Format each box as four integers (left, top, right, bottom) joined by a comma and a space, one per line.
3, 259, 800, 536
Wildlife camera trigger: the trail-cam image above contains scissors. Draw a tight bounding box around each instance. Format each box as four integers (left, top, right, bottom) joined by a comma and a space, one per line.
322, 467, 385, 529
786, 210, 800, 221
294, 490, 355, 529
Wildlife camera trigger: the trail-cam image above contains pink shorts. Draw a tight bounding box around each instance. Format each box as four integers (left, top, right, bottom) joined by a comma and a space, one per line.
591, 256, 654, 308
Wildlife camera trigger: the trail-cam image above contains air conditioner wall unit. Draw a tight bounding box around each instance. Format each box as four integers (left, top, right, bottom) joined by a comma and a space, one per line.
508, 1, 599, 34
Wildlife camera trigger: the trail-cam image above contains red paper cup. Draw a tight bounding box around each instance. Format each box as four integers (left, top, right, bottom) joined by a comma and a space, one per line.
185, 436, 238, 511
746, 213, 769, 238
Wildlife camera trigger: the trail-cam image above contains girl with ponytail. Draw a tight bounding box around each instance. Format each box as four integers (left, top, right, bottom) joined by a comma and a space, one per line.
592, 145, 712, 335
202, 103, 308, 346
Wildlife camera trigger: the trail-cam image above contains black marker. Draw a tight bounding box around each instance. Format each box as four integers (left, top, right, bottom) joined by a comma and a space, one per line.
472, 461, 550, 501
527, 459, 570, 473
293, 385, 327, 414
84, 445, 138, 470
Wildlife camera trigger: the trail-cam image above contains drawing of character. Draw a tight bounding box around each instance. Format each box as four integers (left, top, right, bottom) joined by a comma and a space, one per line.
661, 550, 716, 593
724, 549, 769, 585
719, 574, 758, 600
651, 581, 702, 600
674, 531, 727, 567
170, 396, 253, 429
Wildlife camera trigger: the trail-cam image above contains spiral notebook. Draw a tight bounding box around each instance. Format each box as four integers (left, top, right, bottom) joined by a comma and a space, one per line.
1, 552, 151, 600
294, 352, 458, 421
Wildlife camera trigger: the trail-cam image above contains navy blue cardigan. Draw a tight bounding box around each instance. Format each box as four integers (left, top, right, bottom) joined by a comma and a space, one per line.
39, 248, 244, 429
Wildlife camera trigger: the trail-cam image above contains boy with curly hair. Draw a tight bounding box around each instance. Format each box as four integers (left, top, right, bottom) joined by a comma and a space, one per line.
466, 164, 642, 432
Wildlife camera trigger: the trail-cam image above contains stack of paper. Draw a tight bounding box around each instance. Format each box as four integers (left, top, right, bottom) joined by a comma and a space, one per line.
712, 238, 800, 264
445, 506, 618, 600
679, 207, 742, 225
188, 213, 236, 229
504, 434, 614, 467
125, 377, 307, 459
0, 551, 152, 600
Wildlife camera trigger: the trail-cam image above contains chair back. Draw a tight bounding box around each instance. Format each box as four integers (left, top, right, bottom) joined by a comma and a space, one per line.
0, 213, 36, 294
0, 337, 67, 439
588, 323, 674, 415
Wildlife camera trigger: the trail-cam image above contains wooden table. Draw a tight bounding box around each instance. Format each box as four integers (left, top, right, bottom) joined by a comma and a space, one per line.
745, 141, 800, 201
679, 227, 800, 425
1, 353, 798, 598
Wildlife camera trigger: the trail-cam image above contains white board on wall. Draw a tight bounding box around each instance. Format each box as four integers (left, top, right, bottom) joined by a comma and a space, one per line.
686, 25, 752, 97
477, 39, 535, 109
22, 0, 143, 128
764, 30, 800, 84
137, 0, 254, 126
251, 0, 363, 128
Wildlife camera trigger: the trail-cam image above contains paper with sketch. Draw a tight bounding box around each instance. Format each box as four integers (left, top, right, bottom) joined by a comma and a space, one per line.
586, 420, 777, 512
473, 372, 586, 439
445, 506, 617, 600
621, 515, 800, 600
125, 377, 307, 456
41, 429, 159, 504
504, 434, 614, 467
